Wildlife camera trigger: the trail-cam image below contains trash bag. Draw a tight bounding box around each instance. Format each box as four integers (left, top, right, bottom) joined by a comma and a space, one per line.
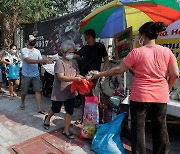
79, 96, 99, 139
8, 64, 20, 80
71, 79, 93, 95
92, 112, 127, 154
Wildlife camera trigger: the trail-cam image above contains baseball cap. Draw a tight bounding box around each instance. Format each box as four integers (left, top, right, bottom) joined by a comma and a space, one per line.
28, 35, 36, 41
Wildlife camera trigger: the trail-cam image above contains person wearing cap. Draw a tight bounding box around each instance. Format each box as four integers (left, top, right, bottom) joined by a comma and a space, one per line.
20, 35, 49, 114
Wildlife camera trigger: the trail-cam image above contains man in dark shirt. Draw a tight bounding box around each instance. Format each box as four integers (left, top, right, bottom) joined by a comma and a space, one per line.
75, 29, 109, 76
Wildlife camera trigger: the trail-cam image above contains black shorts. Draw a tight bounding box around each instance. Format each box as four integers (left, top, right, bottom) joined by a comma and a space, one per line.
51, 98, 75, 115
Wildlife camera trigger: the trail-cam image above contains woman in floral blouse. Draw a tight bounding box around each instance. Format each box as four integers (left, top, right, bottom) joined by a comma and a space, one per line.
1, 44, 21, 98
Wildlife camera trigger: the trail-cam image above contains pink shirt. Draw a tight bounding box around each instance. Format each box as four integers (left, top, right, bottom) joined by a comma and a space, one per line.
123, 45, 176, 103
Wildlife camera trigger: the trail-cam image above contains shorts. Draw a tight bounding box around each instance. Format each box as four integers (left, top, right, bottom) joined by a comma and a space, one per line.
21, 75, 42, 94
51, 98, 76, 115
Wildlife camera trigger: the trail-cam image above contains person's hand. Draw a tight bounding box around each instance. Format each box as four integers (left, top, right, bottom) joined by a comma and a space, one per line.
76, 74, 85, 79
89, 70, 100, 80
40, 59, 48, 65
73, 76, 82, 82
47, 57, 54, 64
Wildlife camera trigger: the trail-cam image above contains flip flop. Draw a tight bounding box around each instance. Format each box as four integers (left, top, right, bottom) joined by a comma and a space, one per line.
20, 106, 25, 110
43, 115, 50, 130
38, 110, 46, 115
62, 131, 74, 139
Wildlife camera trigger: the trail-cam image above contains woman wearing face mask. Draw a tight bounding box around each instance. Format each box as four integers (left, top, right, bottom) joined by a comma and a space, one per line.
90, 22, 179, 154
43, 40, 83, 139
1, 44, 21, 98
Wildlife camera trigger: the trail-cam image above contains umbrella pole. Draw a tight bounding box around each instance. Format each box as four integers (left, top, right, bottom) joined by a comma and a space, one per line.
122, 9, 127, 93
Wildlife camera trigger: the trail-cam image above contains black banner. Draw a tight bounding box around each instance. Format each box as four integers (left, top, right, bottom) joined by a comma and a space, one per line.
23, 7, 91, 55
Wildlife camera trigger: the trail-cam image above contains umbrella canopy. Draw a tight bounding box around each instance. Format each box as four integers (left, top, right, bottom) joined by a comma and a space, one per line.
80, 0, 180, 38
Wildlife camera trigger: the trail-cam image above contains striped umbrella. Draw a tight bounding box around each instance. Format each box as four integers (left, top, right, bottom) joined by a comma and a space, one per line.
80, 0, 180, 38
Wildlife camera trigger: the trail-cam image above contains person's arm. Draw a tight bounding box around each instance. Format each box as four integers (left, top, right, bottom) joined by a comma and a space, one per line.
56, 73, 82, 82
1, 57, 11, 65
91, 61, 129, 79
102, 56, 109, 72
24, 58, 47, 64
168, 61, 179, 89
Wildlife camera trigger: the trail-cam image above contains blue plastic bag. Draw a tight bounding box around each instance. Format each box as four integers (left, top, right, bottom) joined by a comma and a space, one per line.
92, 112, 127, 154
8, 64, 20, 80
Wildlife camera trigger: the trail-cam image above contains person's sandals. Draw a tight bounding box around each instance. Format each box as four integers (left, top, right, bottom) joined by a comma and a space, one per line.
20, 106, 25, 110
0, 89, 6, 93
43, 115, 50, 130
62, 131, 74, 139
13, 92, 17, 97
38, 110, 46, 115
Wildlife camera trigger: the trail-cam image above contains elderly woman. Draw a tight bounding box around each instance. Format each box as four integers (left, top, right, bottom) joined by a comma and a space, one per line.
43, 40, 82, 139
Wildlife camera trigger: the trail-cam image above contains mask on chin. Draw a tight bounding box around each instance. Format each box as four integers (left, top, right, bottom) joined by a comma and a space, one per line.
139, 35, 144, 47
65, 54, 74, 60
29, 40, 36, 46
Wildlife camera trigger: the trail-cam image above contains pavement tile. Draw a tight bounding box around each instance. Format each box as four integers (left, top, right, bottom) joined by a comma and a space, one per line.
9, 124, 152, 154
9, 126, 94, 154
12, 139, 61, 154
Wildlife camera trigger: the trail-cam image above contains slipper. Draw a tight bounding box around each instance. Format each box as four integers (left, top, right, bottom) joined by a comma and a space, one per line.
62, 131, 74, 139
13, 92, 17, 97
38, 110, 46, 115
0, 89, 6, 93
43, 115, 50, 130
20, 106, 25, 110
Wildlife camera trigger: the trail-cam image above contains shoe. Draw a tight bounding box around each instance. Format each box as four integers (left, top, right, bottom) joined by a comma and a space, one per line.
38, 110, 46, 115
62, 131, 74, 139
43, 115, 50, 130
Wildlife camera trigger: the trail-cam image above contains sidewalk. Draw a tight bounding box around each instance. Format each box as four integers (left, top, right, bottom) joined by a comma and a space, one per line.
0, 88, 179, 154
0, 89, 136, 154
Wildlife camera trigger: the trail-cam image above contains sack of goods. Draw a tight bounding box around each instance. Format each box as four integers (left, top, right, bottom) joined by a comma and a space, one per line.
79, 96, 99, 139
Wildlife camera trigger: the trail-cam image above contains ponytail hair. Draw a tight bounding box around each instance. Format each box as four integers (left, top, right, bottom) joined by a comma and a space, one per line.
139, 22, 167, 39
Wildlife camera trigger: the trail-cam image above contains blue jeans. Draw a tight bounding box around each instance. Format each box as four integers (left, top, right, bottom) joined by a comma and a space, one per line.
130, 101, 170, 154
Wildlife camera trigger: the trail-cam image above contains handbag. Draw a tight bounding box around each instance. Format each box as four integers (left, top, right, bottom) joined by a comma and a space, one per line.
8, 64, 20, 80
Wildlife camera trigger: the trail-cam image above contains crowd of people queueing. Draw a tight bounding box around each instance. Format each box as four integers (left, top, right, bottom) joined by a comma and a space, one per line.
0, 21, 179, 154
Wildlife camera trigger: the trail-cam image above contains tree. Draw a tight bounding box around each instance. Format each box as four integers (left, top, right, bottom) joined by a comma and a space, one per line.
0, 0, 113, 47
0, 0, 61, 47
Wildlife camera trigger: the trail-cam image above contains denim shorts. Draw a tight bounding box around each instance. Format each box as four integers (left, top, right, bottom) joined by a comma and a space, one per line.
51, 98, 76, 115
21, 75, 42, 94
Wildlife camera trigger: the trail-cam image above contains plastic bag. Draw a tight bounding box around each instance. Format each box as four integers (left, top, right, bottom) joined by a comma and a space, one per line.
8, 64, 20, 80
92, 112, 127, 154
79, 96, 99, 139
71, 79, 93, 95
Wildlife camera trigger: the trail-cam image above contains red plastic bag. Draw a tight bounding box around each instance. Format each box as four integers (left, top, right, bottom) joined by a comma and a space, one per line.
70, 79, 93, 95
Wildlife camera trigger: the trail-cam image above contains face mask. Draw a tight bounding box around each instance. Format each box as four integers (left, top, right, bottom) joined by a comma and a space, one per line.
65, 54, 74, 60
29, 40, 36, 46
139, 35, 144, 47
11, 50, 16, 54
